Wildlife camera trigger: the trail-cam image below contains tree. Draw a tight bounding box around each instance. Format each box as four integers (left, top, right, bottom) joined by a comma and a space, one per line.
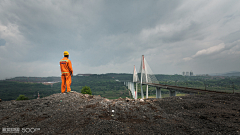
81, 86, 92, 95
16, 95, 29, 101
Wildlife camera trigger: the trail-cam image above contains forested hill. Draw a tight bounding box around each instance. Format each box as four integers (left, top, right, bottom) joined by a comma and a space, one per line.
0, 74, 132, 101
1, 73, 240, 101
3, 73, 133, 83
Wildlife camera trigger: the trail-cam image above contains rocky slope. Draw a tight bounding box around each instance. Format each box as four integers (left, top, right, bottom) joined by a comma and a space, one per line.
0, 92, 240, 134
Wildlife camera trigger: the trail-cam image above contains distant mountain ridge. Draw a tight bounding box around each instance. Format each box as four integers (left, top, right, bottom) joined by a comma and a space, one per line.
210, 71, 240, 76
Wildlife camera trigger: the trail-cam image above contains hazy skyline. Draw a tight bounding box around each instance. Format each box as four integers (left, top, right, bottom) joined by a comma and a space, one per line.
0, 0, 240, 80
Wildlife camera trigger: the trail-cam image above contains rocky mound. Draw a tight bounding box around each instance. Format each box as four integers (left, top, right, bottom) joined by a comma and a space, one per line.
0, 92, 240, 134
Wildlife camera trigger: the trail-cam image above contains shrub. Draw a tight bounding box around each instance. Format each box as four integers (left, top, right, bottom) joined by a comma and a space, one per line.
81, 86, 92, 95
16, 95, 29, 101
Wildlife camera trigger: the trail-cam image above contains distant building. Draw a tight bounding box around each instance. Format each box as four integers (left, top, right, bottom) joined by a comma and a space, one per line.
76, 74, 92, 76
182, 72, 185, 76
182, 71, 194, 76
190, 71, 193, 76
196, 74, 209, 76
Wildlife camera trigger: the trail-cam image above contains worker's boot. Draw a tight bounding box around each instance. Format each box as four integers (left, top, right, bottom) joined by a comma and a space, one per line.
61, 92, 66, 94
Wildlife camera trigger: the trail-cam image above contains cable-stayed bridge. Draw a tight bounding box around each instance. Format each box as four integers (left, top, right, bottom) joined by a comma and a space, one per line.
125, 55, 227, 99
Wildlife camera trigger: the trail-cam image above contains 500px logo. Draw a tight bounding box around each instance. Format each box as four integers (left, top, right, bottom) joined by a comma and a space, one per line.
22, 128, 40, 133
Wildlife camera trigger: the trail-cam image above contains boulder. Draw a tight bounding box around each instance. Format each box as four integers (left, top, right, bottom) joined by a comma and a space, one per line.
112, 101, 116, 105
125, 97, 131, 102
153, 99, 158, 102
88, 95, 93, 99
104, 98, 110, 102
84, 94, 89, 98
145, 100, 151, 102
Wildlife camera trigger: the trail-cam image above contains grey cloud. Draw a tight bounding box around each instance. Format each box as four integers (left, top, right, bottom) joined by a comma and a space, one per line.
98, 0, 181, 35
161, 21, 204, 43
0, 0, 240, 79
0, 0, 190, 64
222, 30, 240, 43
0, 39, 6, 46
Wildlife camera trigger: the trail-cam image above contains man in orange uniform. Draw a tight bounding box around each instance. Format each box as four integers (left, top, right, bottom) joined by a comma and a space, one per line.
60, 51, 73, 93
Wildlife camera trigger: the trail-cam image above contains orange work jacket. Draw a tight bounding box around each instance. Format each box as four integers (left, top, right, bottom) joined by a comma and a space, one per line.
60, 57, 73, 75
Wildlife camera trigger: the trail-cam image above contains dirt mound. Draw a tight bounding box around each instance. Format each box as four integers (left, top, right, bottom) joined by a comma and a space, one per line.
0, 92, 240, 134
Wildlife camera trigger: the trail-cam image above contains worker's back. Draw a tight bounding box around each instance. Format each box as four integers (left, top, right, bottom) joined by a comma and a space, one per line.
60, 57, 73, 74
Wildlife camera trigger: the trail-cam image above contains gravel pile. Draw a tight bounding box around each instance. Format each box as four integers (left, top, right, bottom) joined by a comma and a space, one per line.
0, 92, 239, 134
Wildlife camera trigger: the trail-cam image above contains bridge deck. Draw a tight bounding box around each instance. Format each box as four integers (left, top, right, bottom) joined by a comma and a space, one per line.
141, 82, 228, 94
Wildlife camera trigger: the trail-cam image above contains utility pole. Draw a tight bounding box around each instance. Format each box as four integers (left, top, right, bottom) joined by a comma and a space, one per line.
37, 92, 40, 99
232, 82, 235, 94
204, 80, 206, 90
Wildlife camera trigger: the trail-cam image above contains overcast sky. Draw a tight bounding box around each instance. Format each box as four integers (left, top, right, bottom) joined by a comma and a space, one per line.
0, 0, 240, 80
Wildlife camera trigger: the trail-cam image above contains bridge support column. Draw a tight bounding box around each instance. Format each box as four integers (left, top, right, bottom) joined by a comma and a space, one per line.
135, 83, 138, 99
156, 87, 161, 98
141, 84, 144, 99
146, 85, 148, 99
169, 90, 176, 97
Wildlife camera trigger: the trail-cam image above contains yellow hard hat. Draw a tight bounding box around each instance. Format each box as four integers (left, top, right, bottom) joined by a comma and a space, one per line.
63, 51, 69, 56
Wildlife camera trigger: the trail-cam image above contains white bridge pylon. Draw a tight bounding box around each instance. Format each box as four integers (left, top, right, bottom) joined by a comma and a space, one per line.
124, 81, 136, 99
126, 55, 158, 99
124, 65, 139, 99
133, 65, 139, 99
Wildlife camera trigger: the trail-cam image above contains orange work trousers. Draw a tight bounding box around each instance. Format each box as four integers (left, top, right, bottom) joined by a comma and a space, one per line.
61, 73, 72, 93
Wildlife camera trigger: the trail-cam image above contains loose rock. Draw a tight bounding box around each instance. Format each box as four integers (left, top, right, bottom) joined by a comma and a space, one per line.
0, 92, 239, 134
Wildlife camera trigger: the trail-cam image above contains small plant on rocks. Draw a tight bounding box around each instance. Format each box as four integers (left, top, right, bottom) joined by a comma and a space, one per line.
81, 86, 92, 95
16, 95, 29, 101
